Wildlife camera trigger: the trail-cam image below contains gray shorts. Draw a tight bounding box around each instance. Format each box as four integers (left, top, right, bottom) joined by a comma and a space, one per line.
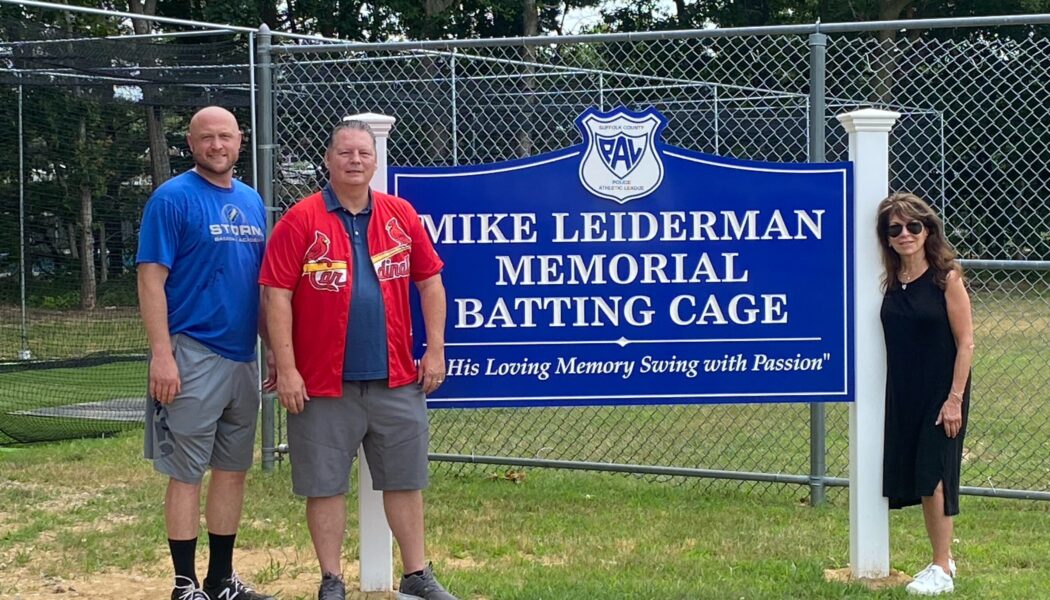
144, 334, 260, 484
287, 380, 429, 497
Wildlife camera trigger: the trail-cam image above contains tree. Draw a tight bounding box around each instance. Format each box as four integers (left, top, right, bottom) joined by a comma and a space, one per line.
127, 0, 173, 190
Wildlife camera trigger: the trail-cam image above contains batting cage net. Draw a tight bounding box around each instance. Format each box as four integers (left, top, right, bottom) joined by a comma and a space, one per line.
0, 9, 255, 444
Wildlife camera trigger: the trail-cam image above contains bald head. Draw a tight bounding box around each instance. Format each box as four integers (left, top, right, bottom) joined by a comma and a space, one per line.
189, 105, 239, 134
187, 106, 242, 186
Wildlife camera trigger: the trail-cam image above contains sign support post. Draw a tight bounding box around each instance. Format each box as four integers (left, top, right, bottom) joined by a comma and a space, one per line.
347, 111, 398, 592
837, 108, 900, 579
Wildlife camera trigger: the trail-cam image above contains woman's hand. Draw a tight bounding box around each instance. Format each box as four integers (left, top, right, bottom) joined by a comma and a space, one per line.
936, 397, 964, 438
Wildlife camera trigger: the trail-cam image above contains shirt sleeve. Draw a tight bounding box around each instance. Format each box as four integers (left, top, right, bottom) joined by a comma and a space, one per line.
408, 205, 444, 281
259, 211, 307, 291
136, 192, 181, 268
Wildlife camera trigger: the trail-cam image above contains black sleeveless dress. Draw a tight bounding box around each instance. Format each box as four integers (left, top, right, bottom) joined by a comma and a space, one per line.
880, 267, 970, 516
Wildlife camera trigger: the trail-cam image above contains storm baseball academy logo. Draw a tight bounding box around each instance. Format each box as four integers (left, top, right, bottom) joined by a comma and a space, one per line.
302, 231, 348, 292
576, 106, 666, 203
209, 203, 265, 242
372, 218, 412, 281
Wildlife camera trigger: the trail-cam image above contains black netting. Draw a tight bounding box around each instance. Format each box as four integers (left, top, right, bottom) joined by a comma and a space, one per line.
0, 15, 255, 444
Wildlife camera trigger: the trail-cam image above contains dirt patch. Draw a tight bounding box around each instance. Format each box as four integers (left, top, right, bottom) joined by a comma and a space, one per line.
823, 566, 912, 590
0, 547, 400, 600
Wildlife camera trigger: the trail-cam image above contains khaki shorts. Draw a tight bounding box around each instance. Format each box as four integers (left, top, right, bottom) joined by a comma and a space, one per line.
144, 334, 260, 484
287, 380, 429, 497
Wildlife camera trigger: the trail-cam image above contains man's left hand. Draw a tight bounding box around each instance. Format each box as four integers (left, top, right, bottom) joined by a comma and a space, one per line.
262, 349, 278, 391
418, 349, 446, 396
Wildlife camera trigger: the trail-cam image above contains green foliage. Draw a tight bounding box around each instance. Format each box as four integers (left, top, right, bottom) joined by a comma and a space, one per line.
96, 275, 139, 307
0, 274, 139, 309
35, 290, 81, 310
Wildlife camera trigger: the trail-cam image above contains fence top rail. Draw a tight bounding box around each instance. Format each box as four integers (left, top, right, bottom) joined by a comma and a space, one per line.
0, 0, 258, 33
0, 0, 328, 43
960, 259, 1050, 271
270, 13, 1050, 55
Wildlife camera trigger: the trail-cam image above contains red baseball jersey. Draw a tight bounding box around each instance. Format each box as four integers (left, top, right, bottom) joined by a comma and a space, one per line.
260, 190, 444, 396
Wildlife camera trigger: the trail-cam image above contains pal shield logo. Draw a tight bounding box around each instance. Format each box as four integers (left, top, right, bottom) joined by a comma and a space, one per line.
577, 107, 666, 203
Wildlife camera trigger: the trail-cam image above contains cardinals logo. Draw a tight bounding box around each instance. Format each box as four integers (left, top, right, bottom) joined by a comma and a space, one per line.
372, 218, 412, 281
302, 231, 348, 292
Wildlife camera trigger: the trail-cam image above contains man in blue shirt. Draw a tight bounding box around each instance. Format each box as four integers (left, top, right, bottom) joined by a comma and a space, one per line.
137, 106, 272, 600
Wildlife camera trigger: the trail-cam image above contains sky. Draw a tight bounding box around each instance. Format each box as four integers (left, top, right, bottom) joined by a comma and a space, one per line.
561, 1, 677, 34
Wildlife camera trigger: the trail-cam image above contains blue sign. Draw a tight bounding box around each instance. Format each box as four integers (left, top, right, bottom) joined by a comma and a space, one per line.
391, 107, 854, 408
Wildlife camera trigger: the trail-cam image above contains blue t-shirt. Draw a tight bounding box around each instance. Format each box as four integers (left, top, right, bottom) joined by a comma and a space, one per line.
322, 185, 389, 380
136, 170, 266, 362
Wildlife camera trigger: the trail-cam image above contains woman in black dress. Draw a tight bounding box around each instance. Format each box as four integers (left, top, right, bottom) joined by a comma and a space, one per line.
877, 193, 974, 596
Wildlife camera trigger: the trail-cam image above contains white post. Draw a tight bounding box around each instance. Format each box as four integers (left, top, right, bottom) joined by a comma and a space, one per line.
345, 111, 398, 592
836, 108, 900, 579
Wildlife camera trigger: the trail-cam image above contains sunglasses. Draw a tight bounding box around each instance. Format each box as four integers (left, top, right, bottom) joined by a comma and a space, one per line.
887, 220, 925, 238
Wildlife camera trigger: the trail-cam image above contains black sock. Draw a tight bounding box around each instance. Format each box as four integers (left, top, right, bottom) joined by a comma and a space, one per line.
169, 538, 198, 587
403, 569, 425, 579
204, 532, 236, 586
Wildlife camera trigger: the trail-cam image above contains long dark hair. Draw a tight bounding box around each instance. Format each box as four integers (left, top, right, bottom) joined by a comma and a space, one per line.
876, 192, 962, 291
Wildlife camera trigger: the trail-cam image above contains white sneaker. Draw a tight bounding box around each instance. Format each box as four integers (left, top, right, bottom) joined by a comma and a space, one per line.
906, 564, 954, 595
915, 560, 957, 578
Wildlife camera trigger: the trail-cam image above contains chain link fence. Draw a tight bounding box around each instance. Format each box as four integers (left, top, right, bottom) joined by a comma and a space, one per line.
1, 6, 1046, 502
269, 21, 1049, 500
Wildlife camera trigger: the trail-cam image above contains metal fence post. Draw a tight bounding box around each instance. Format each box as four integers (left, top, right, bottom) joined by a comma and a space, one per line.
17, 82, 32, 361
256, 24, 276, 472
451, 48, 458, 166
807, 28, 828, 507
713, 84, 720, 155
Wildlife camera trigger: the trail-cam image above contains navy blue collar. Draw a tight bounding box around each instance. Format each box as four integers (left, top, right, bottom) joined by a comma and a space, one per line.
322, 184, 372, 215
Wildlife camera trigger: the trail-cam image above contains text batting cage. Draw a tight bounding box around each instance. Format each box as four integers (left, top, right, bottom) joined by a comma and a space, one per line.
0, 10, 256, 444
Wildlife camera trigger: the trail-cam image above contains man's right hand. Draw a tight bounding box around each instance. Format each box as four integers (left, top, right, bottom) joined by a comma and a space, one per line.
149, 353, 181, 404
277, 368, 310, 414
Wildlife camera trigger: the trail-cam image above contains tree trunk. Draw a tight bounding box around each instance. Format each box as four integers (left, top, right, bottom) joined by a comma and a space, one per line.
674, 0, 688, 27
122, 219, 134, 274
873, 0, 914, 104
258, 0, 278, 28
98, 221, 108, 284
76, 111, 96, 310
146, 106, 171, 188
286, 0, 298, 32
68, 223, 79, 260
128, 0, 171, 189
517, 0, 539, 158
422, 0, 457, 164
80, 186, 96, 310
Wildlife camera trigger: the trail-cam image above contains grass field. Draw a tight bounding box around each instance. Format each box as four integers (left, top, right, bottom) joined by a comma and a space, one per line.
0, 432, 1048, 599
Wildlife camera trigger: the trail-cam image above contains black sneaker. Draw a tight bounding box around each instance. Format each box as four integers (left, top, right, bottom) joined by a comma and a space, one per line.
202, 572, 275, 600
397, 563, 458, 600
172, 576, 209, 600
318, 573, 346, 600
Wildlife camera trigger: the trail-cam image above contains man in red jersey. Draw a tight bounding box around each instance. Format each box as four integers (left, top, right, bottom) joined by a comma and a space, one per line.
260, 120, 456, 600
